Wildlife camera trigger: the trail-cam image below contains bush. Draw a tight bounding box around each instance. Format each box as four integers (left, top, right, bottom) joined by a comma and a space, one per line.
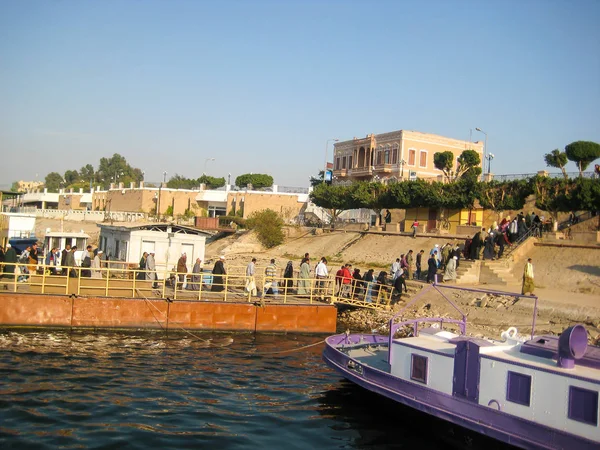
246, 209, 285, 248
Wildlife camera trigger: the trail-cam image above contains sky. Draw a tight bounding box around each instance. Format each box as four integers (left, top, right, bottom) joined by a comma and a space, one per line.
1, 0, 599, 188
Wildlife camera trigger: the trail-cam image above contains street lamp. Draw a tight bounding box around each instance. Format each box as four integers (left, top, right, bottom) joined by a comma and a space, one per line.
163, 171, 168, 183
323, 138, 339, 183
475, 127, 488, 181
400, 159, 406, 179
204, 158, 215, 175
486, 153, 495, 175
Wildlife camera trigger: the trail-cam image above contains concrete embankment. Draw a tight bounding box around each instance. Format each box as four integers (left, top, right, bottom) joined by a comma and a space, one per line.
0, 293, 337, 334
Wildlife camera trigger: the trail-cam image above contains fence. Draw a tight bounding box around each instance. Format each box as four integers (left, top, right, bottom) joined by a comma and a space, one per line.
0, 261, 395, 309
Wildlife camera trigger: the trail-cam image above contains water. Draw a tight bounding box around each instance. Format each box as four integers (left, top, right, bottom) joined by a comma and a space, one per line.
0, 330, 513, 449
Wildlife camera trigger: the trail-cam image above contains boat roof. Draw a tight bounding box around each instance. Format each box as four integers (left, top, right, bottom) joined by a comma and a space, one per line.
97, 222, 212, 236
521, 335, 600, 370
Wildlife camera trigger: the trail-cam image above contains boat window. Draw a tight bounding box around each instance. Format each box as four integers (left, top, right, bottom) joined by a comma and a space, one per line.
410, 354, 428, 384
568, 386, 598, 426
506, 371, 531, 406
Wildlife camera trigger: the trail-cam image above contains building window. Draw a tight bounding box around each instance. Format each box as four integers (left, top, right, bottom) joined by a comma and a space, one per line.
392, 144, 398, 164
568, 386, 599, 426
208, 206, 227, 217
348, 155, 353, 169
408, 149, 416, 166
335, 157, 340, 170
410, 354, 428, 384
506, 371, 531, 406
342, 156, 347, 169
419, 150, 428, 168
384, 145, 390, 164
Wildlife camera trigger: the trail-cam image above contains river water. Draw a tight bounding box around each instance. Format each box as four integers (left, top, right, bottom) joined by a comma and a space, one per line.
0, 330, 513, 449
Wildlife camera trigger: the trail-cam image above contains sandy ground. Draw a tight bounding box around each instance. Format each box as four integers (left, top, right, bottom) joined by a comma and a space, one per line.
35, 219, 599, 340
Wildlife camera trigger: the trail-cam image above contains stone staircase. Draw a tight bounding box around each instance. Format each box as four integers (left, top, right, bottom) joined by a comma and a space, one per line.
480, 260, 521, 286
455, 260, 479, 284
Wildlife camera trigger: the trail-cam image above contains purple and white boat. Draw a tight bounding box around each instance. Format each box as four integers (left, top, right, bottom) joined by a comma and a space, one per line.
323, 283, 600, 449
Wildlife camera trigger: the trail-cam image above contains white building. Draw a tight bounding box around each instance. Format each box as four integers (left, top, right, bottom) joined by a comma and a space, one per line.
97, 223, 213, 274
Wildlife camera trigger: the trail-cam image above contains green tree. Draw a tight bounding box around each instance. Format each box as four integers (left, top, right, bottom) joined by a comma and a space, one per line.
544, 149, 568, 181
235, 173, 274, 189
10, 181, 20, 193
433, 151, 455, 181
97, 153, 143, 186
64, 169, 79, 185
565, 141, 600, 176
309, 183, 360, 225
198, 175, 226, 189
246, 209, 285, 248
167, 174, 197, 189
44, 172, 64, 192
477, 179, 533, 212
79, 164, 95, 183
455, 150, 481, 180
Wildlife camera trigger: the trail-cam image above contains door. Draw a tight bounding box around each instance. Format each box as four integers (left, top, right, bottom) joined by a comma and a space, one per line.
141, 240, 155, 255
452, 340, 480, 402
427, 209, 437, 232
181, 243, 194, 263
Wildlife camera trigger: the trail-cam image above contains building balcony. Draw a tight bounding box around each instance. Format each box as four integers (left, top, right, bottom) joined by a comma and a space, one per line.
350, 166, 373, 176
333, 169, 347, 177
373, 163, 394, 173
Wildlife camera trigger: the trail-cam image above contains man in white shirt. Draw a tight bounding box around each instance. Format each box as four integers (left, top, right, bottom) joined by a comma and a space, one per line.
245, 258, 257, 297
315, 257, 329, 299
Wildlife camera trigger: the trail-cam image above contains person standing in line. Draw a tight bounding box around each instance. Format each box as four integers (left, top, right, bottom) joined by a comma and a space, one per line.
315, 257, 329, 300
176, 252, 187, 290
427, 251, 438, 283
91, 250, 103, 279
29, 242, 39, 274
297, 257, 311, 296
45, 248, 59, 275
2, 244, 17, 289
60, 244, 71, 275
391, 258, 400, 278
138, 252, 148, 280
340, 263, 352, 298
146, 252, 157, 287
351, 268, 364, 298
245, 257, 258, 297
335, 265, 345, 295
443, 256, 458, 282
211, 256, 227, 292
189, 258, 202, 291
283, 261, 294, 295
522, 258, 535, 296
264, 258, 278, 296
406, 249, 414, 280
363, 268, 375, 303
415, 249, 424, 281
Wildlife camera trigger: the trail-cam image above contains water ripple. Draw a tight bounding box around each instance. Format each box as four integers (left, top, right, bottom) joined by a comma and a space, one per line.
0, 330, 514, 449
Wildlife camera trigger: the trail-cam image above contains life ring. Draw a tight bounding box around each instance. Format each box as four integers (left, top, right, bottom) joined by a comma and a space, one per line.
488, 399, 502, 411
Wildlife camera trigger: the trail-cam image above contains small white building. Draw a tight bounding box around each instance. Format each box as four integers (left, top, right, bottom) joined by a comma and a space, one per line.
97, 223, 212, 274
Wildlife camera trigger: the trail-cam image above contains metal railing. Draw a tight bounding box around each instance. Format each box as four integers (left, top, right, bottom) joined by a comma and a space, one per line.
557, 211, 595, 231
491, 171, 595, 182
0, 262, 395, 309
501, 226, 538, 259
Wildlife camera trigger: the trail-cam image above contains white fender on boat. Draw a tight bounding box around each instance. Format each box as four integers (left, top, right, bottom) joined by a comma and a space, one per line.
501, 327, 518, 341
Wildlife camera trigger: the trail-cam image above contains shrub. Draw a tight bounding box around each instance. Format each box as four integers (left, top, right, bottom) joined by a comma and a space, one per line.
246, 209, 285, 248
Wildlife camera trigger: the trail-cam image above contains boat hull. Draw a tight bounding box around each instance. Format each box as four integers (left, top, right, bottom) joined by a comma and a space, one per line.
323, 334, 599, 450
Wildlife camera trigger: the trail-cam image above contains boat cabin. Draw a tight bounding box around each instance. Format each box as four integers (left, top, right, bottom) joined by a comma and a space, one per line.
389, 326, 599, 443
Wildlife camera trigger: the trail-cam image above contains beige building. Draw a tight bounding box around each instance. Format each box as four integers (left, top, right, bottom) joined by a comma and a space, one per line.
332, 130, 484, 183
15, 180, 44, 192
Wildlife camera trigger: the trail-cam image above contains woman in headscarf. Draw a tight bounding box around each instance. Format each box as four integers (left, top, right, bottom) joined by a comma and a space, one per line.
363, 269, 375, 303
483, 234, 495, 260
443, 256, 457, 282
91, 250, 103, 279
297, 258, 311, 295
373, 271, 388, 304
189, 258, 202, 291
352, 268, 364, 298
283, 261, 294, 295
211, 256, 226, 292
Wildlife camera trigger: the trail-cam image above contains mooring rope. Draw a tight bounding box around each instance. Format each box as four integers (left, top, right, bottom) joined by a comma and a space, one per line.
135, 289, 326, 355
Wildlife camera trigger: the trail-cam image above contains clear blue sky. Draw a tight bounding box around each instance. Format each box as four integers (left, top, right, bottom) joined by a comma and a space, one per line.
1, 0, 599, 188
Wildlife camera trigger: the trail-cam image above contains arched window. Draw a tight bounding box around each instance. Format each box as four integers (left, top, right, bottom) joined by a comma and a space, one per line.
392, 144, 399, 164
